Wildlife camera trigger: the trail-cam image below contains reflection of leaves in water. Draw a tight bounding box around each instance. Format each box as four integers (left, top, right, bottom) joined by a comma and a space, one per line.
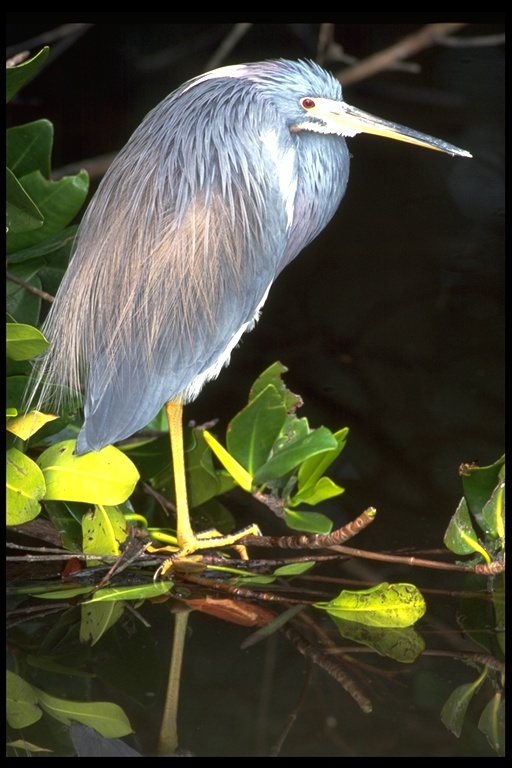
6, 670, 42, 729
6, 670, 132, 738
457, 573, 505, 655
441, 672, 487, 737
70, 723, 142, 757
80, 601, 124, 646
441, 665, 505, 757
478, 693, 505, 757
329, 617, 425, 663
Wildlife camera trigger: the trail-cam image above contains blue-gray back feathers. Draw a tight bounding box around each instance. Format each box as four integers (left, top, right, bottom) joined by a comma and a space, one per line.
30, 59, 350, 453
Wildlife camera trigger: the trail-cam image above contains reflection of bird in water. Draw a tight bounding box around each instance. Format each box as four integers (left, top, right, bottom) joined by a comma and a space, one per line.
28, 59, 471, 555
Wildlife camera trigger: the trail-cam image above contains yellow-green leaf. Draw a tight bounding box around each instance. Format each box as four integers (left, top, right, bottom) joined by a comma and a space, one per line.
37, 440, 139, 504
314, 583, 426, 628
82, 505, 128, 557
7, 410, 58, 440
6, 447, 45, 525
203, 430, 253, 491
84, 581, 173, 603
6, 322, 50, 360
289, 475, 345, 507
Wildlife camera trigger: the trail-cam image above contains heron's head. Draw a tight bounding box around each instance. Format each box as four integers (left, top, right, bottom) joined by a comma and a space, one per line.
184, 58, 471, 157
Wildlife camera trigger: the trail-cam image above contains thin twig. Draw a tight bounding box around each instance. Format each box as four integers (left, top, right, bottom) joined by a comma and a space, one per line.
6, 272, 55, 303
6, 23, 93, 58
437, 33, 505, 47
206, 23, 252, 70
327, 543, 504, 575
269, 658, 313, 756
316, 23, 336, 65
52, 153, 115, 182
337, 23, 468, 86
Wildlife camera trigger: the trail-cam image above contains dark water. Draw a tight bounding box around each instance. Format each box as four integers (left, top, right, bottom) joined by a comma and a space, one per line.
7, 22, 504, 757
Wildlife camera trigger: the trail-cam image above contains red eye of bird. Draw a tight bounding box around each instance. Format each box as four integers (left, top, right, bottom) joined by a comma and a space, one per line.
301, 98, 315, 109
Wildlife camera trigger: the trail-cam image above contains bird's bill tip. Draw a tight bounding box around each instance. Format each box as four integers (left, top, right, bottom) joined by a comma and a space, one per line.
321, 99, 472, 158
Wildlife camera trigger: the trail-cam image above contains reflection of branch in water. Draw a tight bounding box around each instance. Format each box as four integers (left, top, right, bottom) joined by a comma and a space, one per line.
281, 622, 372, 713
176, 577, 373, 715
269, 657, 313, 757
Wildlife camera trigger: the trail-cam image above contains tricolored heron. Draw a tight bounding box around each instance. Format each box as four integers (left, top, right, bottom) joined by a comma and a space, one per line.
28, 59, 471, 556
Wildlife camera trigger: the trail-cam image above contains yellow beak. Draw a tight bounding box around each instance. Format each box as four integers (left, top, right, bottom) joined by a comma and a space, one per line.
302, 97, 472, 158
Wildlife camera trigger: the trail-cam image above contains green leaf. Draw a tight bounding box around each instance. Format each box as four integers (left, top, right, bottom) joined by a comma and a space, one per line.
314, 583, 426, 628
273, 561, 316, 576
461, 455, 505, 521
6, 169, 89, 253
289, 475, 345, 507
247, 361, 302, 411
6, 47, 50, 103
185, 429, 236, 507
7, 119, 53, 178
6, 671, 42, 729
126, 427, 235, 508
271, 414, 310, 455
226, 384, 287, 474
82, 505, 129, 557
444, 497, 491, 562
330, 617, 425, 663
13, 583, 92, 600
84, 581, 173, 603
80, 601, 125, 646
6, 740, 52, 753
33, 687, 133, 738
284, 507, 333, 535
296, 427, 348, 495
7, 224, 78, 265
45, 500, 87, 552
6, 260, 43, 324
6, 322, 49, 360
123, 433, 171, 479
253, 427, 338, 485
37, 440, 140, 504
6, 167, 44, 234
6, 447, 45, 525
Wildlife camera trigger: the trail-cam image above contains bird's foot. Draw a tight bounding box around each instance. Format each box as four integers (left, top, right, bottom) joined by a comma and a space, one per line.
153, 523, 261, 579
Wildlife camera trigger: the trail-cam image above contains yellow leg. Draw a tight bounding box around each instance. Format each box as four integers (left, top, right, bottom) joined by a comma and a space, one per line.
165, 400, 260, 557
166, 400, 195, 548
